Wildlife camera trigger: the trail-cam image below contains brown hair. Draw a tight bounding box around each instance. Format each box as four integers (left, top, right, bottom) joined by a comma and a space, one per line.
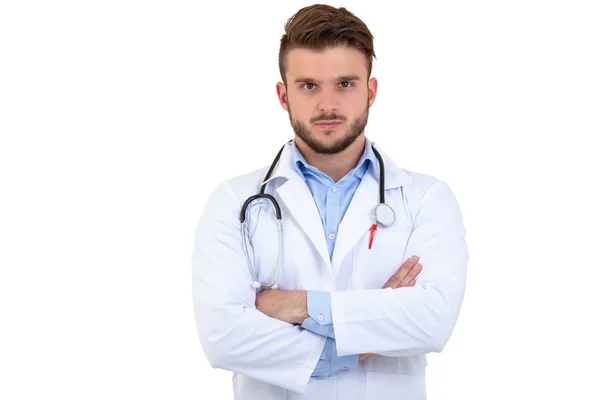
278, 4, 376, 86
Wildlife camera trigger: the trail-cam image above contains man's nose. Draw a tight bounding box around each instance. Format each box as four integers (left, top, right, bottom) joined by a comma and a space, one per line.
317, 87, 339, 112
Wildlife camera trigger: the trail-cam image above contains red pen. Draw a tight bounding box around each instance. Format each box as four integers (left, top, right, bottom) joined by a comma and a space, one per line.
368, 221, 377, 249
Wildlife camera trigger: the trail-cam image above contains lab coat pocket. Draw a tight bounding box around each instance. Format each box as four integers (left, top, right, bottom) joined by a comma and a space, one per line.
365, 372, 426, 400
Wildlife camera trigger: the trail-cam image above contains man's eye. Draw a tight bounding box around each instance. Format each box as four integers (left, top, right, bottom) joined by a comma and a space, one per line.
303, 83, 316, 90
340, 81, 353, 88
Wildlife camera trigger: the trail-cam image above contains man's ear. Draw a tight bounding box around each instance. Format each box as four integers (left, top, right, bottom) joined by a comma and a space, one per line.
276, 82, 289, 112
368, 77, 378, 107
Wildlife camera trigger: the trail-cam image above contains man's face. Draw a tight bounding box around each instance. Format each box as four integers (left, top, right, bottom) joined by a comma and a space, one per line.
276, 47, 378, 154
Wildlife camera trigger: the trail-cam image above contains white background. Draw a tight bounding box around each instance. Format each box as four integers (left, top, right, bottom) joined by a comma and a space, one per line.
1, 0, 599, 399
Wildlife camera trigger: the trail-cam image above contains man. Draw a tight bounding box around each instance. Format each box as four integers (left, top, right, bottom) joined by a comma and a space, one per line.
192, 4, 469, 399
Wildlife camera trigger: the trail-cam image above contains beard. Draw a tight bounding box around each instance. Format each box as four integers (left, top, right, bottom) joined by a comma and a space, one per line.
288, 102, 369, 155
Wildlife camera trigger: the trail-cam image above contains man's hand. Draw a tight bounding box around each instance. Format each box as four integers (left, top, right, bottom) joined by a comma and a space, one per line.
383, 255, 422, 289
359, 255, 422, 362
255, 289, 308, 325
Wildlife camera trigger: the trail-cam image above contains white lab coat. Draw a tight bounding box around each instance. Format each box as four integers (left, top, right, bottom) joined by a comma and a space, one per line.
192, 141, 469, 400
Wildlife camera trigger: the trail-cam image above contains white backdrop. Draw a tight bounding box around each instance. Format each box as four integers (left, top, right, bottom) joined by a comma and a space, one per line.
1, 1, 599, 399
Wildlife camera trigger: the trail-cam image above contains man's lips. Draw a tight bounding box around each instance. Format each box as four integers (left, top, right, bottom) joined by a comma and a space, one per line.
315, 120, 344, 129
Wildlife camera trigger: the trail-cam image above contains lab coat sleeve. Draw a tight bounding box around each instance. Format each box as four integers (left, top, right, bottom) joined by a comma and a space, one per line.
192, 181, 325, 394
330, 179, 469, 357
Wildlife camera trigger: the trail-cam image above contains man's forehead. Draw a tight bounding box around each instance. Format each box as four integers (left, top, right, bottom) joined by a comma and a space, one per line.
286, 47, 367, 82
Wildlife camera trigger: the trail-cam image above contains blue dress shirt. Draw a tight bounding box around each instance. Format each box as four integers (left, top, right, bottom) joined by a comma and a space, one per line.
290, 139, 378, 379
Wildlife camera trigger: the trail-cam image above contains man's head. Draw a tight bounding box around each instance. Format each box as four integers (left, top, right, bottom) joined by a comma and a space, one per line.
276, 5, 378, 155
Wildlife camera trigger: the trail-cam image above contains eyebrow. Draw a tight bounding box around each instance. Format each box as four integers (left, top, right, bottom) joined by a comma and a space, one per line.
294, 75, 361, 84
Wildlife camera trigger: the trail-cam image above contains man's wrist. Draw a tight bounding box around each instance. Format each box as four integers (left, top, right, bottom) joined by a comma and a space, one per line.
292, 290, 309, 324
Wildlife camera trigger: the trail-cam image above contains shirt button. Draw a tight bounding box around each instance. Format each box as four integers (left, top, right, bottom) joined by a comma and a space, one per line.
331, 186, 337, 193
328, 233, 335, 240
317, 315, 324, 321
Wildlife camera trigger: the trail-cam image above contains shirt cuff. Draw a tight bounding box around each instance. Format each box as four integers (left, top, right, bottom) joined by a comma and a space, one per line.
310, 338, 359, 379
301, 291, 335, 339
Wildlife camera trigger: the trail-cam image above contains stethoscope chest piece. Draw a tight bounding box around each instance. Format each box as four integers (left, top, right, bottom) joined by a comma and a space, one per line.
375, 203, 395, 227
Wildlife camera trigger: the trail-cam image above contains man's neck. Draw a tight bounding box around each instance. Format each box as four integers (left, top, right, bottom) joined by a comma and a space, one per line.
295, 135, 366, 182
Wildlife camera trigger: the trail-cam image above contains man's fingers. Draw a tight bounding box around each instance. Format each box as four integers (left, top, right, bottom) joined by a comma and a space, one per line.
384, 256, 420, 289
383, 273, 397, 289
387, 257, 417, 287
400, 263, 422, 287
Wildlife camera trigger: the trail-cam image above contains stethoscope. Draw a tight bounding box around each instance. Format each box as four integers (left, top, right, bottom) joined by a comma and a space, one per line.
240, 140, 395, 290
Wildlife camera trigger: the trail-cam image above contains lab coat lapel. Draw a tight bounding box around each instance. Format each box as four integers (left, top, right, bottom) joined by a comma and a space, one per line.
262, 141, 412, 278
331, 144, 411, 276
331, 170, 383, 275
276, 178, 331, 269
263, 143, 332, 270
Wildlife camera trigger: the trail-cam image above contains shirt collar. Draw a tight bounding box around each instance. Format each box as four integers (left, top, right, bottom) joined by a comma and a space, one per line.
290, 137, 378, 182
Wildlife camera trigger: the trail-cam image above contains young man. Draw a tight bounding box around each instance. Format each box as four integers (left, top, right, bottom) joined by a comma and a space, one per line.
192, 4, 469, 399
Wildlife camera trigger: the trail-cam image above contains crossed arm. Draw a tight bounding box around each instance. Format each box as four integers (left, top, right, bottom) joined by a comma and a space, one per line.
192, 180, 468, 394
255, 255, 423, 367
